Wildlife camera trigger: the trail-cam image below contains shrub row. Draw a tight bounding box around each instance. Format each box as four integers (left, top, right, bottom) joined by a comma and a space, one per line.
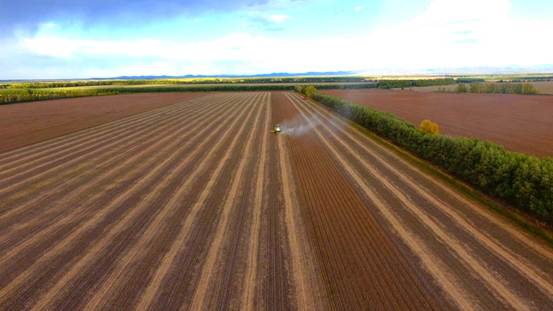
296, 86, 553, 224
456, 82, 538, 95
100, 82, 376, 93
0, 82, 376, 105
5, 77, 370, 89
0, 89, 117, 105
376, 79, 456, 89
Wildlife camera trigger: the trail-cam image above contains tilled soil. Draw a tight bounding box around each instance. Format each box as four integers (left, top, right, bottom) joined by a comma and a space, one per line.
0, 92, 321, 311
1, 92, 552, 310
0, 92, 208, 153
323, 89, 553, 156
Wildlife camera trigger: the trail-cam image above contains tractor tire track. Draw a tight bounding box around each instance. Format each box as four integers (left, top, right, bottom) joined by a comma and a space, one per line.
0, 94, 237, 226
288, 92, 553, 309
0, 94, 214, 175
0, 93, 213, 166
188, 93, 268, 310
300, 92, 553, 266
0, 95, 240, 254
0, 95, 228, 196
251, 97, 299, 310
240, 93, 271, 311
3, 90, 551, 310
294, 93, 553, 307
0, 94, 254, 309
274, 92, 447, 310
132, 94, 264, 311
39, 94, 263, 311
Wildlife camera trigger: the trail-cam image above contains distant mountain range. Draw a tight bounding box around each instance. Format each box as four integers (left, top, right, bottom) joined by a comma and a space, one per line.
94, 66, 553, 80
3, 66, 553, 82
94, 71, 358, 80
359, 65, 553, 76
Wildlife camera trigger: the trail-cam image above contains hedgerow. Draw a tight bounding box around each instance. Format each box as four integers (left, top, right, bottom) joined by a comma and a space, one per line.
376, 78, 456, 89
297, 86, 553, 224
0, 82, 376, 105
467, 82, 538, 95
0, 88, 118, 105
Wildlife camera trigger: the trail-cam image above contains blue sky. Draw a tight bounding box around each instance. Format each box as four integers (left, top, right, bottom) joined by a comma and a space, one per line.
1, 0, 552, 79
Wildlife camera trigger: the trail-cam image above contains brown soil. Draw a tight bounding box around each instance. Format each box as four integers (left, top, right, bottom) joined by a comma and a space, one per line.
285, 92, 553, 309
323, 89, 553, 156
0, 92, 208, 154
1, 91, 552, 310
0, 92, 310, 310
273, 92, 449, 309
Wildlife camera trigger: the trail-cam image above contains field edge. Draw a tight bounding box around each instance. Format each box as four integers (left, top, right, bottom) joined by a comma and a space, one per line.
307, 97, 553, 249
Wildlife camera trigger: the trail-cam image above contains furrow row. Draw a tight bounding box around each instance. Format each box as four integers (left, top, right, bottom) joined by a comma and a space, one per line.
0, 94, 239, 223
0, 94, 234, 193
292, 93, 553, 308
0, 93, 215, 168
0, 93, 253, 309
289, 92, 553, 309
0, 94, 242, 254
133, 93, 264, 310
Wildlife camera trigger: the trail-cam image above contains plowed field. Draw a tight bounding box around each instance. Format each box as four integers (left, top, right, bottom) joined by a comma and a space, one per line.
323, 89, 553, 156
0, 92, 208, 153
1, 92, 552, 310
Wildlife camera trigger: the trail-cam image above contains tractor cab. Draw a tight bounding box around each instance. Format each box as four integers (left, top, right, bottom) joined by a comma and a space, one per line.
272, 124, 281, 134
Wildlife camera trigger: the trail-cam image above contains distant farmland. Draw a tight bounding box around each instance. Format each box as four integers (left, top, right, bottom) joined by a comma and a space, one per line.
0, 92, 552, 309
0, 93, 208, 153
323, 89, 553, 156
406, 81, 553, 95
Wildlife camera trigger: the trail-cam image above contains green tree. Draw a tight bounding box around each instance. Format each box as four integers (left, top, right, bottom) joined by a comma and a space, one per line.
302, 85, 317, 98
456, 84, 468, 93
420, 119, 440, 135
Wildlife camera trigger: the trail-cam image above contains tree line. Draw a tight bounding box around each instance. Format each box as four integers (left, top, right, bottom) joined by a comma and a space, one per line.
3, 76, 370, 89
296, 85, 553, 225
376, 78, 457, 89
0, 82, 376, 105
456, 82, 538, 95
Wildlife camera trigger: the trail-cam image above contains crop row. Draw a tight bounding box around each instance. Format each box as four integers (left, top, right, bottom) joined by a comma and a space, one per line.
0, 83, 376, 105
296, 86, 553, 225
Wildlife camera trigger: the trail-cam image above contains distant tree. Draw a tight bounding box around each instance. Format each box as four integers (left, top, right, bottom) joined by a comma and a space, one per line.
302, 85, 317, 98
456, 84, 468, 93
470, 83, 482, 93
420, 119, 440, 135
521, 83, 538, 95
484, 83, 496, 93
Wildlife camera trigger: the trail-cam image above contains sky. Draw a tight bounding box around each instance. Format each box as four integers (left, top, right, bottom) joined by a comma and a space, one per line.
1, 0, 552, 79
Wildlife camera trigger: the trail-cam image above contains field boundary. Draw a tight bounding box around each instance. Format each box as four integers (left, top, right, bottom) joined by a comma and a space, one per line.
299, 91, 553, 249
0, 83, 376, 105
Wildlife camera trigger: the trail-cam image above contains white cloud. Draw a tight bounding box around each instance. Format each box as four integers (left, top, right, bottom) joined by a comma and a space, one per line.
353, 5, 363, 13
265, 14, 289, 23
13, 0, 553, 77
356, 0, 553, 71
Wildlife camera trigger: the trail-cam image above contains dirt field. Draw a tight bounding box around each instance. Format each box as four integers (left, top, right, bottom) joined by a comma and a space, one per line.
0, 93, 208, 153
408, 81, 553, 94
323, 89, 553, 156
0, 92, 552, 310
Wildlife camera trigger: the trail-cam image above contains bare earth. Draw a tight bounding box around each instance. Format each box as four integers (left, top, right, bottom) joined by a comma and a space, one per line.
0, 92, 552, 310
0, 92, 208, 153
323, 89, 553, 156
